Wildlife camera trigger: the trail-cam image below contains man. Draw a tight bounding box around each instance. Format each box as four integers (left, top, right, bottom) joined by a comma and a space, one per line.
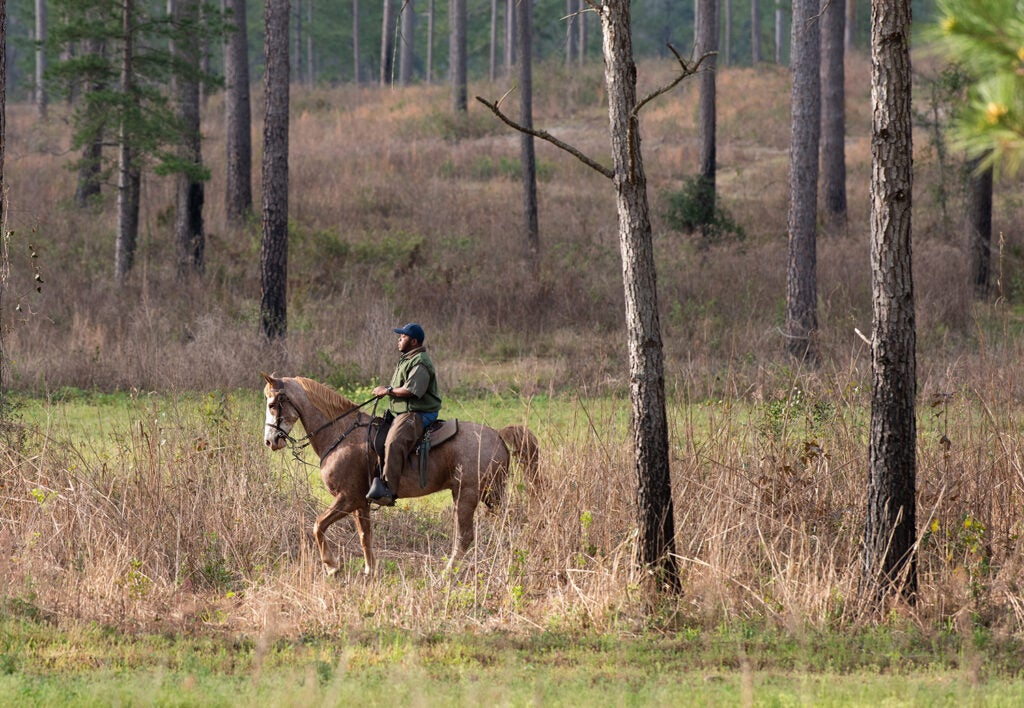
367, 323, 443, 506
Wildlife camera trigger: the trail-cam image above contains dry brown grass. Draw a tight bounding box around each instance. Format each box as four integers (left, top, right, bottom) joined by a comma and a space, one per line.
3, 53, 1024, 637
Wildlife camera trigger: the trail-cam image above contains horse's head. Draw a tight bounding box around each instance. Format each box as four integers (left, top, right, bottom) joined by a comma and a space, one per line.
262, 372, 299, 451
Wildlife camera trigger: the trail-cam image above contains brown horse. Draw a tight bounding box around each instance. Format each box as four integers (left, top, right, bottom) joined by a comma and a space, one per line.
261, 373, 539, 575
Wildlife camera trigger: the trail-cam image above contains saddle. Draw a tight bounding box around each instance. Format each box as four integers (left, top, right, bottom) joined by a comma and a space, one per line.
367, 415, 459, 487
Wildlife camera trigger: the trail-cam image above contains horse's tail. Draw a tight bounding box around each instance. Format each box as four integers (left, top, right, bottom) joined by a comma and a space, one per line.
498, 424, 540, 492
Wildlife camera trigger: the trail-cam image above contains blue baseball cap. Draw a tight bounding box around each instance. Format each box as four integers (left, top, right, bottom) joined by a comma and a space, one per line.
393, 323, 425, 342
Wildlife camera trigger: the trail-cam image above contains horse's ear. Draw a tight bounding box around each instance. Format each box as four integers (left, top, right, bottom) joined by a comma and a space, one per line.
261, 371, 277, 386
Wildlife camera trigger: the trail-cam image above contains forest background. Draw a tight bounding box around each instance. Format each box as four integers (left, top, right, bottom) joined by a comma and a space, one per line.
4, 0, 1024, 702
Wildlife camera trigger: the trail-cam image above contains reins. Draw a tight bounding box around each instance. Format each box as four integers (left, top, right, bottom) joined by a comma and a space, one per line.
268, 393, 378, 466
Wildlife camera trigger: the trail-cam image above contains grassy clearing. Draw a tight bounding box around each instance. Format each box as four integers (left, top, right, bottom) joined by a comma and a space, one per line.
3, 609, 1024, 706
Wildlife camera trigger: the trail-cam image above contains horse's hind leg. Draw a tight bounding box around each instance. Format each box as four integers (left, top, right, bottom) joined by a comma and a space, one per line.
446, 487, 479, 574
313, 496, 353, 577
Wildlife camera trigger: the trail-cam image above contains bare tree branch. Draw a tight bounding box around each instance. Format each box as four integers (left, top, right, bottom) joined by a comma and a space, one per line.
475, 93, 615, 179
477, 44, 711, 184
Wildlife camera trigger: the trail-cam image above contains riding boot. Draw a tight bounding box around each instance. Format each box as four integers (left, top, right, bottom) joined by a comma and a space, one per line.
367, 476, 396, 506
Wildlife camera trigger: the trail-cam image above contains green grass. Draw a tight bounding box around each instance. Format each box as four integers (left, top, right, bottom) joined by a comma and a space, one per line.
2, 611, 1024, 706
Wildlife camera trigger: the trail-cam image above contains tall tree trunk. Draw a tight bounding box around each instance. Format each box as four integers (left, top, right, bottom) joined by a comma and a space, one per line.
34, 0, 46, 119
490, 0, 498, 81
306, 0, 313, 85
844, 0, 855, 51
399, 0, 415, 85
174, 0, 205, 279
380, 0, 393, 85
353, 0, 360, 83
449, 0, 466, 112
864, 0, 916, 605
426, 0, 434, 82
785, 0, 820, 363
751, 0, 761, 64
261, 0, 290, 340
599, 0, 679, 594
966, 155, 993, 299
775, 1, 784, 64
115, 0, 138, 287
697, 0, 717, 198
75, 37, 105, 207
0, 0, 5, 399
565, 0, 576, 65
225, 0, 253, 224
518, 0, 538, 268
578, 0, 586, 65
504, 0, 515, 73
723, 0, 731, 66
819, 0, 846, 232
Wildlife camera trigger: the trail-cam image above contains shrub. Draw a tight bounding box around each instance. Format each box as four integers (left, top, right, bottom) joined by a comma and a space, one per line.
662, 176, 745, 246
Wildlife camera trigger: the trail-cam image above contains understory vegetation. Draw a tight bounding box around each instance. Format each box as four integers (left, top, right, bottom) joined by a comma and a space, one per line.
3, 51, 1024, 695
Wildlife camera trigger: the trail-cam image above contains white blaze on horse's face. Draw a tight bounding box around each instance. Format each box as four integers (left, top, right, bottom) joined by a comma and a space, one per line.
264, 391, 293, 451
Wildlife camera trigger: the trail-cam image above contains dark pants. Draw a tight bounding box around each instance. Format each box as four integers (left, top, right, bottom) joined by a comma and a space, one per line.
382, 412, 423, 495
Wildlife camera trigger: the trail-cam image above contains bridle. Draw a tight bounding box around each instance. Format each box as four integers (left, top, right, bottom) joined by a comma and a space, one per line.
266, 390, 378, 466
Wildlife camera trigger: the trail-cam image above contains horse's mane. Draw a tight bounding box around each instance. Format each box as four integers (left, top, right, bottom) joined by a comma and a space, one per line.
294, 377, 357, 418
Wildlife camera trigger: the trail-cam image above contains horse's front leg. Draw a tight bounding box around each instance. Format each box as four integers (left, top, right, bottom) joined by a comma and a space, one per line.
313, 496, 353, 577
352, 501, 375, 576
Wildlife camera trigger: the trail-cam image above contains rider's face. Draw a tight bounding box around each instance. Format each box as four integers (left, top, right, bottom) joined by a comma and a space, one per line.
397, 334, 419, 353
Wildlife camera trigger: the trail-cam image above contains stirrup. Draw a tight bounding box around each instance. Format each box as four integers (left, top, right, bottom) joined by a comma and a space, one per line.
367, 477, 396, 506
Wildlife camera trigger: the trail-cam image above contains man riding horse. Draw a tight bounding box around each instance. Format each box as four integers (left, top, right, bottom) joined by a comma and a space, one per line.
367, 323, 442, 506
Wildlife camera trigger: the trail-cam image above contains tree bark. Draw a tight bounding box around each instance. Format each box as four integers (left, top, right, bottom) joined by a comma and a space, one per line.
696, 0, 716, 193
306, 0, 314, 85
225, 0, 253, 224
577, 0, 587, 65
864, 0, 916, 605
599, 0, 679, 593
785, 0, 820, 363
261, 0, 290, 340
723, 0, 731, 66
35, 0, 46, 119
751, 0, 761, 64
352, 0, 360, 82
398, 0, 415, 85
0, 0, 5, 398
115, 0, 138, 287
490, 0, 498, 81
518, 0, 538, 268
820, 0, 847, 233
966, 155, 993, 299
426, 0, 434, 82
775, 1, 784, 65
845, 0, 856, 51
449, 0, 466, 112
504, 0, 515, 73
174, 0, 205, 279
380, 0, 393, 85
565, 0, 576, 65
75, 36, 105, 208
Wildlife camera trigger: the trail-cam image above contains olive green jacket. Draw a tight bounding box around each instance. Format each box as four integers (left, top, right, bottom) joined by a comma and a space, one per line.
388, 347, 442, 414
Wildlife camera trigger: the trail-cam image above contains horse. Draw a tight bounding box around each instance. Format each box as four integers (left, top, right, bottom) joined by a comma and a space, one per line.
261, 373, 539, 576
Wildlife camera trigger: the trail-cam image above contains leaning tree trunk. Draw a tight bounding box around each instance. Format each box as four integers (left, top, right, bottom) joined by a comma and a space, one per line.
114, 0, 137, 287
966, 155, 993, 299
174, 0, 205, 279
785, 0, 820, 363
449, 0, 466, 112
261, 0, 290, 340
225, 0, 253, 224
599, 0, 679, 594
864, 0, 916, 606
518, 0, 538, 269
820, 0, 847, 233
